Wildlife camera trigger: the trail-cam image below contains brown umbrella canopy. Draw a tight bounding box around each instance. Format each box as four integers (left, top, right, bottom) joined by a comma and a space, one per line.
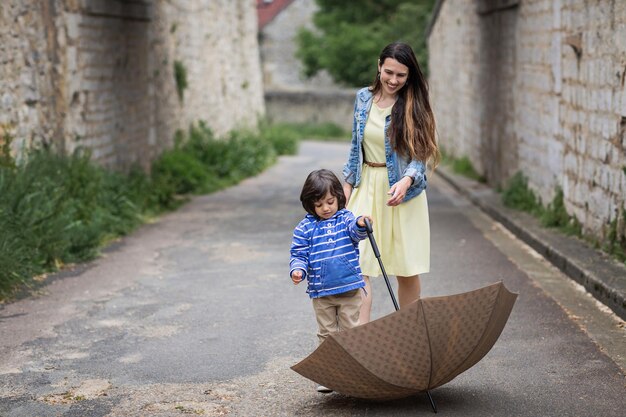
292, 281, 517, 401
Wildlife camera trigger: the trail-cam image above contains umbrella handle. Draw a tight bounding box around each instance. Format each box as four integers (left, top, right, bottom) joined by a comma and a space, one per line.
363, 218, 380, 257
363, 218, 399, 311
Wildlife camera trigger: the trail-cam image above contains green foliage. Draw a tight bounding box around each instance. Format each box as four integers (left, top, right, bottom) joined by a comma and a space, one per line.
501, 172, 626, 263
260, 123, 300, 155
502, 172, 541, 214
0, 123, 284, 301
604, 211, 626, 263
501, 172, 582, 237
296, 0, 436, 87
174, 60, 188, 101
0, 148, 149, 298
292, 122, 348, 141
451, 156, 486, 183
259, 121, 348, 154
439, 150, 485, 183
0, 130, 16, 169
540, 187, 581, 236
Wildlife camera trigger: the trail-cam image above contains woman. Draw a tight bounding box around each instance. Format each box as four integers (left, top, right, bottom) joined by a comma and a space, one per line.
342, 42, 439, 324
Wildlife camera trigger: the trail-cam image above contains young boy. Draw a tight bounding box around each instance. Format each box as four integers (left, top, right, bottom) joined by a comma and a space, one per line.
290, 169, 372, 393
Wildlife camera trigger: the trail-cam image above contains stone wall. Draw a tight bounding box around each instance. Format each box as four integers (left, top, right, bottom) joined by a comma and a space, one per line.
264, 89, 356, 128
428, 0, 626, 240
0, 0, 264, 170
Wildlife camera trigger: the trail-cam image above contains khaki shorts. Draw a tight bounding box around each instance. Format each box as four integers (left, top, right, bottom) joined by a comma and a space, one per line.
311, 289, 362, 344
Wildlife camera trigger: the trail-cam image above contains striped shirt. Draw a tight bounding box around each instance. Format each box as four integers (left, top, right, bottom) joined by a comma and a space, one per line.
290, 208, 367, 298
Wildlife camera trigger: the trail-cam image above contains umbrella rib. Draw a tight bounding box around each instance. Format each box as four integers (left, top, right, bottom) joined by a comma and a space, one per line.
331, 337, 422, 393
432, 283, 504, 387
419, 300, 435, 389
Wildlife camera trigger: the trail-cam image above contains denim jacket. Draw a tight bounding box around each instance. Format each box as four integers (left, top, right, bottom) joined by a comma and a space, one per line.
342, 87, 427, 203
290, 209, 367, 299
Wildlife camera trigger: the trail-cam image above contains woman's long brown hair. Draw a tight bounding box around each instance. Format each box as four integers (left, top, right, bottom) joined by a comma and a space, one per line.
370, 42, 440, 167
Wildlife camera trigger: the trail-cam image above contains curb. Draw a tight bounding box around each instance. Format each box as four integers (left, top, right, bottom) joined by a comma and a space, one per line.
435, 166, 626, 321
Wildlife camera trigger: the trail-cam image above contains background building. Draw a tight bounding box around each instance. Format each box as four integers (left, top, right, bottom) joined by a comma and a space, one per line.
257, 0, 355, 128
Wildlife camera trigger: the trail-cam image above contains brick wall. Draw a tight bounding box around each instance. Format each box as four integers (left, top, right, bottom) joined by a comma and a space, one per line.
428, 0, 626, 240
0, 0, 264, 170
0, 1, 61, 155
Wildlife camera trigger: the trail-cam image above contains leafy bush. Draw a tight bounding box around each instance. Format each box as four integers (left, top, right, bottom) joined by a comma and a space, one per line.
174, 60, 188, 101
0, 122, 283, 301
297, 0, 436, 86
540, 187, 579, 234
451, 157, 486, 183
261, 121, 348, 146
501, 172, 583, 239
0, 148, 148, 297
259, 123, 300, 155
502, 172, 541, 214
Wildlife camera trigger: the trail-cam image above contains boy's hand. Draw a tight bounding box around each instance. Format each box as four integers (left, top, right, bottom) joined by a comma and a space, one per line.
357, 215, 373, 228
291, 270, 303, 284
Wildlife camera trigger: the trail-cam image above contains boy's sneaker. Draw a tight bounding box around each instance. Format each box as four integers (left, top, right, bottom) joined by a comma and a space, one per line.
316, 385, 333, 393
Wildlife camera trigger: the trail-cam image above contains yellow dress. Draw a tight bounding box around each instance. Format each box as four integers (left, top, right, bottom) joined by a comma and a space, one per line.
347, 102, 430, 277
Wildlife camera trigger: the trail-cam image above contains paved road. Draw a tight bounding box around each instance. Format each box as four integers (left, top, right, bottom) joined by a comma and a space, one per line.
1, 141, 624, 416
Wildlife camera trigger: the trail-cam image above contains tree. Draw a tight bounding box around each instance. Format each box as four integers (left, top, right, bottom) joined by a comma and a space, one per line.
296, 0, 436, 87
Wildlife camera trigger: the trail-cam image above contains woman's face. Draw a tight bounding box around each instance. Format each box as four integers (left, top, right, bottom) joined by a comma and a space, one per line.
378, 58, 409, 97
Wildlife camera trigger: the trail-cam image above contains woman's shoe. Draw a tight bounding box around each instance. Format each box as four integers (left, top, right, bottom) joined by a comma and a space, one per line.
316, 385, 333, 393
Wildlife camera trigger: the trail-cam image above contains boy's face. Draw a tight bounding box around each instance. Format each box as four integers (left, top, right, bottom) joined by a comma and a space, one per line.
314, 192, 338, 220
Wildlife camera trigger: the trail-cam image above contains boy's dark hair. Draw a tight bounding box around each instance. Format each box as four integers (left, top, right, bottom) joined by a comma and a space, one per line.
300, 169, 346, 217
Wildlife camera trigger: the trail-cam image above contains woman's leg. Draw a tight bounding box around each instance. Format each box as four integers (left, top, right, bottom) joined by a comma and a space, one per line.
359, 276, 372, 324
396, 275, 421, 307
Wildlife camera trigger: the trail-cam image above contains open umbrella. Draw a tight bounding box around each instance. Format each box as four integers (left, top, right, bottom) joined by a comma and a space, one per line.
292, 219, 517, 411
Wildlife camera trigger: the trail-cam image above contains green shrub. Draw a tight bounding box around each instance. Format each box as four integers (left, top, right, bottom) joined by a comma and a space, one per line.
260, 123, 299, 155
152, 148, 214, 195
225, 129, 276, 180
296, 1, 436, 86
0, 121, 287, 301
540, 187, 581, 236
261, 122, 348, 145
0, 148, 148, 297
603, 211, 626, 262
502, 172, 541, 214
451, 156, 486, 183
174, 60, 188, 101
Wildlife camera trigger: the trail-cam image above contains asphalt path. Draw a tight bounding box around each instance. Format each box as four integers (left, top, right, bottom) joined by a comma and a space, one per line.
0, 141, 624, 416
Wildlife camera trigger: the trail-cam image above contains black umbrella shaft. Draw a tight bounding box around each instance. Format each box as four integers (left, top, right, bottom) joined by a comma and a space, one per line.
364, 218, 400, 311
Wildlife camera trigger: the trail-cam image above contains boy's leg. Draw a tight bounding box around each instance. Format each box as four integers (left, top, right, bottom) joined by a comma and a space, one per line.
359, 276, 372, 324
311, 296, 339, 344
336, 289, 362, 331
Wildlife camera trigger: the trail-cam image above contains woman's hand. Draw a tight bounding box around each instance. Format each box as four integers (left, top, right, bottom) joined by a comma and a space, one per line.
387, 176, 413, 206
343, 182, 353, 204
291, 270, 303, 285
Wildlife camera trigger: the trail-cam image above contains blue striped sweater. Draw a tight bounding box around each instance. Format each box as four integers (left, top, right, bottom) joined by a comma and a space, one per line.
290, 208, 368, 298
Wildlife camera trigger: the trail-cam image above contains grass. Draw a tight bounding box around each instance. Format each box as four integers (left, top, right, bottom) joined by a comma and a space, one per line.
439, 148, 486, 183
451, 156, 486, 183
500, 171, 626, 264
264, 121, 349, 142
174, 60, 188, 101
0, 120, 299, 301
502, 172, 582, 236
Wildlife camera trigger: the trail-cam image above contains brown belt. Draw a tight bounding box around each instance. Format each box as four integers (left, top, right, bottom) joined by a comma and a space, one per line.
364, 160, 386, 168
